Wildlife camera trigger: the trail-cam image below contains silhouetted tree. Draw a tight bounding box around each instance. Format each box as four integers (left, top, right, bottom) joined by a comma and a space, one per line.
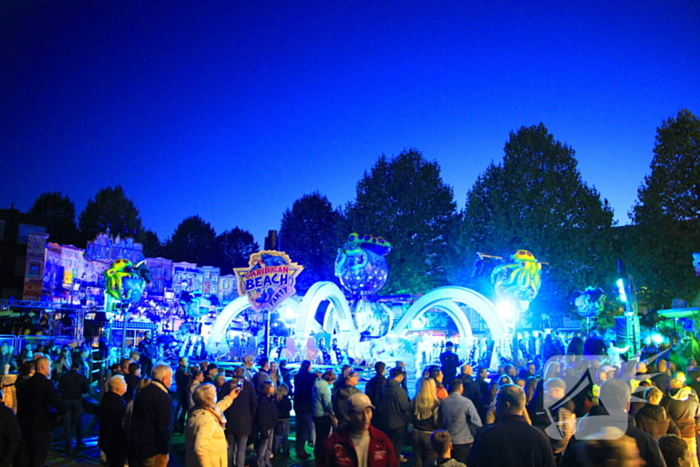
629, 109, 700, 306
138, 228, 164, 258
213, 227, 259, 274
462, 124, 615, 325
27, 191, 80, 245
164, 215, 217, 265
279, 192, 343, 294
345, 149, 458, 294
78, 186, 143, 242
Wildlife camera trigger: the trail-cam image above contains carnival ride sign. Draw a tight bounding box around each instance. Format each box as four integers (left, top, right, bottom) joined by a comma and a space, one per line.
234, 251, 303, 312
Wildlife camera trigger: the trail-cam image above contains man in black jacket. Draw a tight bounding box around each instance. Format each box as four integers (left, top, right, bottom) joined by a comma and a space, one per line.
365, 361, 387, 428
16, 356, 67, 467
0, 389, 21, 467
459, 364, 482, 412
99, 375, 128, 467
222, 366, 258, 467
137, 331, 157, 378
129, 363, 173, 467
440, 342, 460, 383
58, 360, 89, 450
381, 367, 411, 464
293, 360, 317, 460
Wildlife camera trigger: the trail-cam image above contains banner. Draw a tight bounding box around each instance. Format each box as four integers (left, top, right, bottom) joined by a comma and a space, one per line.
234, 251, 303, 312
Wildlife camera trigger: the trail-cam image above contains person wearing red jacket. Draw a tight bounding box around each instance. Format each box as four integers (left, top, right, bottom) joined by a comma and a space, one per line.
319, 392, 398, 467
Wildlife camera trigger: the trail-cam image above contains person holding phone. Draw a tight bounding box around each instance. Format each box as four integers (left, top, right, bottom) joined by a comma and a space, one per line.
223, 367, 258, 467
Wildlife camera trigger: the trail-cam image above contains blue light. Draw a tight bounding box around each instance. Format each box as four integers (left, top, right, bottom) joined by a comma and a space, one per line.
617, 278, 628, 303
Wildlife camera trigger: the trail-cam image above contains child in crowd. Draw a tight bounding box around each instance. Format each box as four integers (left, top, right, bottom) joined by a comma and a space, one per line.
274, 383, 292, 457
658, 435, 692, 467
256, 381, 278, 467
426, 430, 467, 467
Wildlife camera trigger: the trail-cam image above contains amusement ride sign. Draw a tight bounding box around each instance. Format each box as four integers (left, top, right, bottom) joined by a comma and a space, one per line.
234, 250, 303, 312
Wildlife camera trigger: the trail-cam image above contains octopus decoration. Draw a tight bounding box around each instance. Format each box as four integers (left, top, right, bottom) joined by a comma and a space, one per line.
335, 233, 392, 295
572, 287, 606, 318
104, 259, 152, 302
491, 250, 542, 302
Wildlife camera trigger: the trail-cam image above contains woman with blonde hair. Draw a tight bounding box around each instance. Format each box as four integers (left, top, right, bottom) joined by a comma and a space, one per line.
411, 377, 441, 467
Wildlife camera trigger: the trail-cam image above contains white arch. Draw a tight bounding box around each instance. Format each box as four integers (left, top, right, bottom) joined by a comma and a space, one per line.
295, 281, 354, 338
394, 286, 507, 343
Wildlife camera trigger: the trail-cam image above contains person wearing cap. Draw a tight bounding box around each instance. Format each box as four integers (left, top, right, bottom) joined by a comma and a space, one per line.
440, 342, 460, 383
319, 392, 397, 467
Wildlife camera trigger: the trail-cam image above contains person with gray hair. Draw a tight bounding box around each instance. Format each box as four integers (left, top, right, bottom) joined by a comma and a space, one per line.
129, 364, 173, 467
99, 375, 128, 467
467, 384, 556, 467
185, 382, 240, 467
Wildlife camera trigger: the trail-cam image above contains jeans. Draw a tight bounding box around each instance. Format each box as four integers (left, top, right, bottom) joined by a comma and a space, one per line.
274, 419, 290, 455
385, 425, 406, 462
257, 428, 274, 467
63, 399, 83, 447
313, 415, 333, 460
295, 412, 313, 456
175, 389, 188, 430
22, 431, 52, 467
227, 433, 249, 467
412, 431, 436, 467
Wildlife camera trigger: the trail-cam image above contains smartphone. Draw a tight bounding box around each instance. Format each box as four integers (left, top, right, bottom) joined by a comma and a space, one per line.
237, 379, 243, 389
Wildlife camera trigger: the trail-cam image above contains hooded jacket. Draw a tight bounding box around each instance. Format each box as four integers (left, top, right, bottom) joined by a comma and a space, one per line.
332, 381, 361, 430
380, 379, 411, 430
634, 403, 680, 439
662, 387, 700, 437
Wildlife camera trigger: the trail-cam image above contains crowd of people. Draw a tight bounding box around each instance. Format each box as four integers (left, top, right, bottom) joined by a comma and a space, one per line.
1, 332, 699, 467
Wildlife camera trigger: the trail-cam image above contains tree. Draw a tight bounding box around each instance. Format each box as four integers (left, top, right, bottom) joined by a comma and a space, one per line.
462, 124, 615, 325
78, 186, 143, 242
27, 191, 80, 245
213, 227, 259, 275
138, 228, 164, 258
630, 109, 700, 306
345, 149, 458, 294
279, 192, 343, 294
164, 215, 217, 265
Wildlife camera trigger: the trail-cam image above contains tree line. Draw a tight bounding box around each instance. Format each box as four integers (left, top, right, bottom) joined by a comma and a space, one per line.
25, 109, 700, 323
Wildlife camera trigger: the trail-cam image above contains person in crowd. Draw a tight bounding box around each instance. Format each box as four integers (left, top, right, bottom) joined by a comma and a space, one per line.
256, 381, 279, 467
458, 364, 482, 413
242, 355, 256, 381
658, 434, 692, 467
439, 378, 481, 464
129, 364, 173, 467
274, 382, 292, 458
561, 378, 667, 467
333, 370, 362, 430
430, 368, 449, 400
365, 362, 387, 424
635, 386, 680, 439
99, 375, 128, 467
396, 361, 409, 392
382, 367, 411, 464
253, 357, 272, 394
519, 361, 537, 380
188, 369, 205, 410
579, 427, 645, 467
440, 342, 460, 383
426, 430, 466, 467
137, 331, 157, 378
318, 392, 397, 467
203, 363, 218, 384
524, 376, 539, 404
223, 366, 258, 467
174, 357, 190, 433
123, 378, 152, 443
279, 359, 293, 391
468, 384, 555, 467
653, 359, 672, 392
293, 360, 317, 460
543, 377, 576, 461
213, 374, 227, 399
0, 343, 13, 375
125, 361, 142, 402
185, 382, 240, 467
269, 361, 280, 388
313, 370, 337, 460
119, 358, 133, 375
16, 356, 67, 467
416, 367, 431, 394
58, 360, 89, 451
16, 360, 35, 387
412, 377, 441, 467
662, 375, 700, 467
335, 365, 353, 389
0, 389, 21, 467
53, 345, 72, 380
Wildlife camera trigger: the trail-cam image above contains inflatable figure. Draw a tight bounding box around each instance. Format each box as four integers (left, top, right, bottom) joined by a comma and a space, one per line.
180, 291, 212, 319
104, 259, 151, 315
335, 233, 392, 295
491, 250, 542, 302
573, 287, 606, 318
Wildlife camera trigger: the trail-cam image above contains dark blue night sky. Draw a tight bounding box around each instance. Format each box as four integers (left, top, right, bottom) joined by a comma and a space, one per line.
1, 1, 699, 245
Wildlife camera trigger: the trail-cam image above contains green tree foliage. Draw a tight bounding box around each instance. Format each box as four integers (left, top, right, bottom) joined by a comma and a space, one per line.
164, 215, 216, 265
78, 186, 143, 242
345, 149, 458, 294
27, 191, 80, 245
462, 124, 615, 325
630, 109, 700, 307
138, 228, 163, 258
213, 227, 259, 274
279, 192, 343, 294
